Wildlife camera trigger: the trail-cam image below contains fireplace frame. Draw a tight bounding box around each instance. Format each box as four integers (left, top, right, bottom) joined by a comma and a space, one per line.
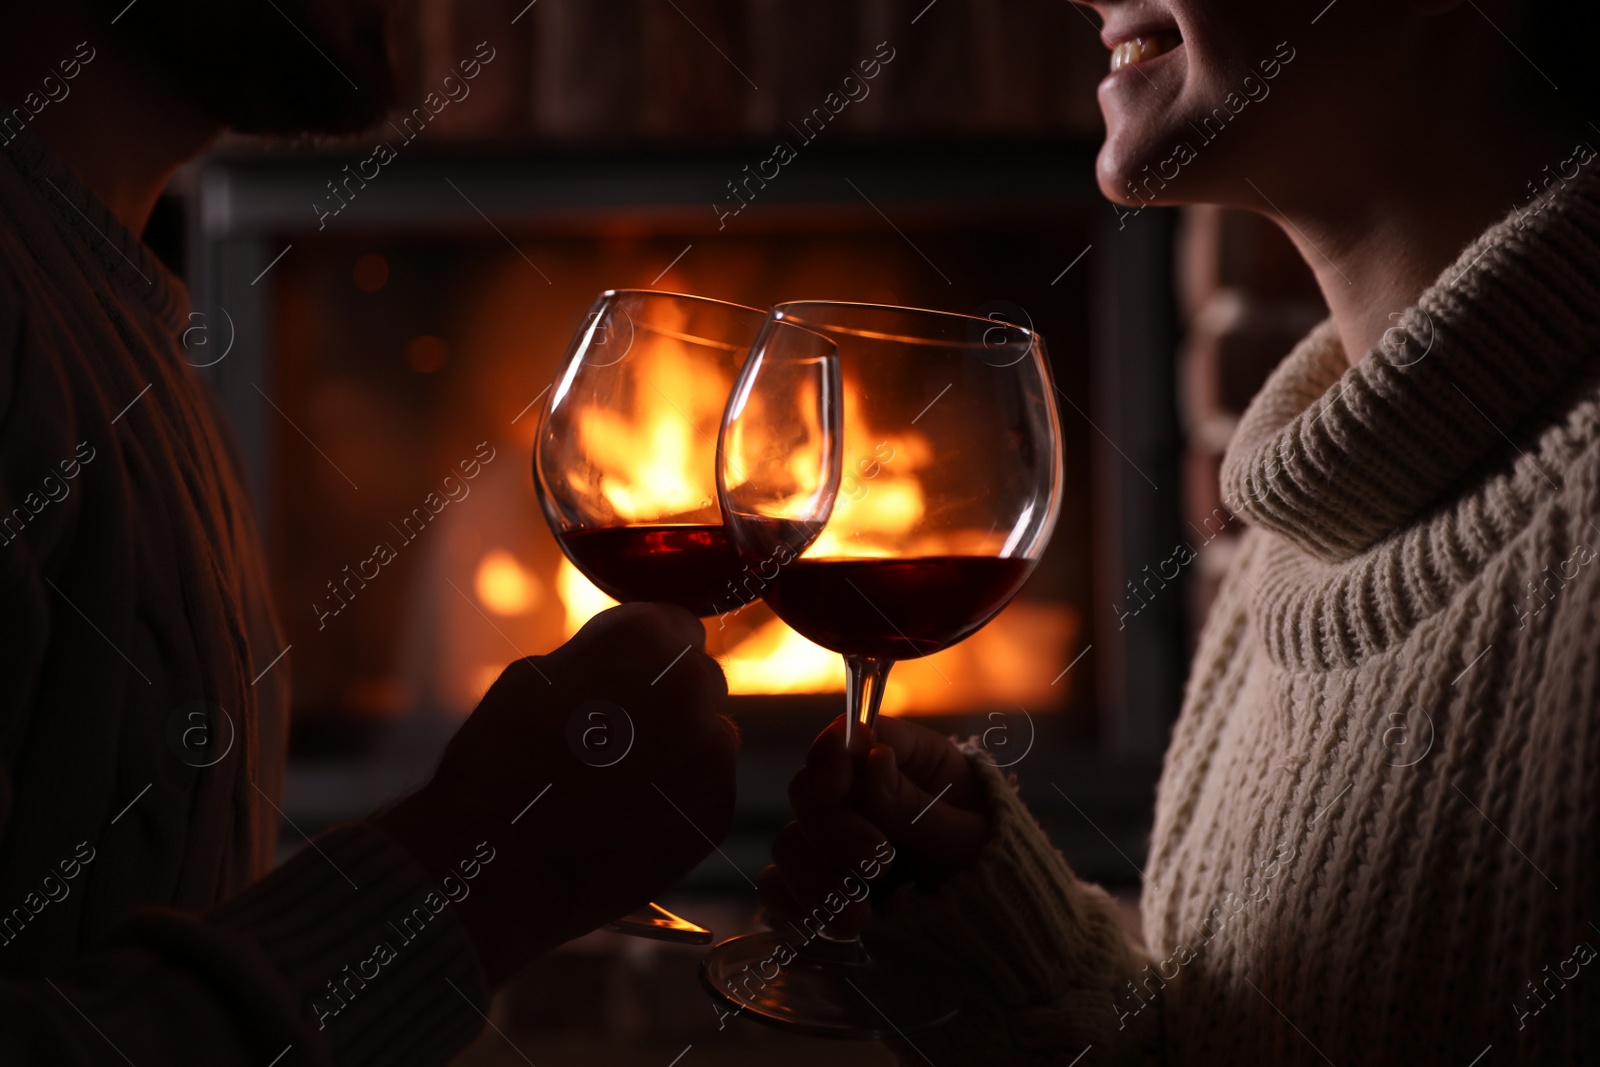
181, 141, 1184, 884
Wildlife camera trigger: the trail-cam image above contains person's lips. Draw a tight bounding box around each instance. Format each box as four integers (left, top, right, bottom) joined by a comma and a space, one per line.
1108, 30, 1183, 72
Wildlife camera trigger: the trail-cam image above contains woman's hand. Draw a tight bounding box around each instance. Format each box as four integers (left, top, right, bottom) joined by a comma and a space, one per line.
758, 715, 993, 938
378, 603, 737, 986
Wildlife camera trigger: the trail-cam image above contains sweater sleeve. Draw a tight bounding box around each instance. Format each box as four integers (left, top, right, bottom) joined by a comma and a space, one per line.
0, 823, 489, 1067
862, 757, 1165, 1066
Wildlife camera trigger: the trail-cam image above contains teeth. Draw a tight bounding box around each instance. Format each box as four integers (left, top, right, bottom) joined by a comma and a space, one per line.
1110, 39, 1141, 72
1110, 35, 1176, 72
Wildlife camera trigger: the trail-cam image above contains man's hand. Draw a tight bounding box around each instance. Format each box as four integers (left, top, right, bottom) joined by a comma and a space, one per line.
378, 603, 737, 986
757, 716, 992, 938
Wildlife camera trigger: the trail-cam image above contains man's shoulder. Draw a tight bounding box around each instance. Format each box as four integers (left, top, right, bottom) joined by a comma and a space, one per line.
0, 247, 29, 416
0, 239, 24, 329
0, 227, 85, 519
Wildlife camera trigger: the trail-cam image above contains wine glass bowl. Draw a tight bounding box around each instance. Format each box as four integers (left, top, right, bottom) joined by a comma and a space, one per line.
719, 301, 1062, 741
536, 290, 769, 618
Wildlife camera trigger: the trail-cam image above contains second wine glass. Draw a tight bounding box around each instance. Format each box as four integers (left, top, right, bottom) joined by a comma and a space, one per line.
703, 300, 1064, 1036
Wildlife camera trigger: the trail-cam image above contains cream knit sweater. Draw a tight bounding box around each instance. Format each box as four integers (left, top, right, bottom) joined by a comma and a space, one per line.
867, 166, 1600, 1063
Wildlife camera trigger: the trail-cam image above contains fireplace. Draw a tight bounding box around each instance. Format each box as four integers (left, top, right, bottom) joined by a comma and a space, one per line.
180, 141, 1181, 892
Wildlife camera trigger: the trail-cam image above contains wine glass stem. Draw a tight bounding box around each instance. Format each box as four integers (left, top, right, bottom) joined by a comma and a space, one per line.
843, 655, 893, 751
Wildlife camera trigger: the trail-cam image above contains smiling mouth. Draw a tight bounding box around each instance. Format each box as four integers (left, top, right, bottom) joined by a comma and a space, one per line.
1109, 31, 1182, 73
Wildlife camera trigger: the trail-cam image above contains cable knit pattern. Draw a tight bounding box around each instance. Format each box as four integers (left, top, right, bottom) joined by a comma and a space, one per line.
1222, 161, 1600, 564
864, 164, 1600, 1064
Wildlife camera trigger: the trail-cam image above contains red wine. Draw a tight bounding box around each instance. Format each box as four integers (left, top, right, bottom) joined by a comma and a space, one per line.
558, 524, 756, 619
760, 555, 1035, 660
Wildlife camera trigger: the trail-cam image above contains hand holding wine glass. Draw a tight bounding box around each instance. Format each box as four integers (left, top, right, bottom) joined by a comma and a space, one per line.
758, 715, 994, 939
377, 603, 736, 986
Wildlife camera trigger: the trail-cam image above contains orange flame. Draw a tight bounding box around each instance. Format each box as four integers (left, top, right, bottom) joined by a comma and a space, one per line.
474, 549, 542, 616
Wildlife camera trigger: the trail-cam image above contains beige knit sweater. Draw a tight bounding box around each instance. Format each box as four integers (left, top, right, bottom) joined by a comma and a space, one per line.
867, 166, 1600, 1063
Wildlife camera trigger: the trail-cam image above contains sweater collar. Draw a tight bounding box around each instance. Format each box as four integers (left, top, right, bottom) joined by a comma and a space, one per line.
1221, 154, 1600, 562
0, 127, 190, 335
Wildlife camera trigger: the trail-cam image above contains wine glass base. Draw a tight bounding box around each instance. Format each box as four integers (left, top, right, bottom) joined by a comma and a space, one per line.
700, 930, 959, 1040
606, 901, 713, 945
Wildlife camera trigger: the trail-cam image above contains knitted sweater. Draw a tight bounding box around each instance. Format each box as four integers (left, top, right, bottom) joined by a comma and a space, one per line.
867, 164, 1600, 1063
0, 132, 487, 1065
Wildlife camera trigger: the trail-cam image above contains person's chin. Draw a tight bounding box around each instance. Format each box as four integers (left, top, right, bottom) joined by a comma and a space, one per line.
1095, 120, 1189, 208
1094, 54, 1189, 205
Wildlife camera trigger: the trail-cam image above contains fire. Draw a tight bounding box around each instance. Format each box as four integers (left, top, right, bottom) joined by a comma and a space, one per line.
570, 320, 728, 524
721, 617, 843, 693
474, 549, 542, 616
879, 599, 1075, 714
555, 562, 1078, 715
558, 555, 618, 639
805, 373, 934, 560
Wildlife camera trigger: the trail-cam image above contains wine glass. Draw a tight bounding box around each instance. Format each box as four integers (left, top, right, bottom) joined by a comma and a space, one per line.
703, 301, 1063, 1037
534, 289, 769, 943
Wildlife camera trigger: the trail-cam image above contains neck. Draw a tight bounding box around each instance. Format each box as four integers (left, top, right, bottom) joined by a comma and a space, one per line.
1260, 119, 1583, 368
0, 11, 220, 235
